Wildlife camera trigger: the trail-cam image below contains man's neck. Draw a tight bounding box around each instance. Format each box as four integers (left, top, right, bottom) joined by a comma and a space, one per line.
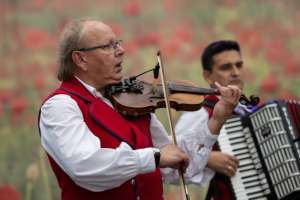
75, 75, 104, 94
74, 76, 105, 96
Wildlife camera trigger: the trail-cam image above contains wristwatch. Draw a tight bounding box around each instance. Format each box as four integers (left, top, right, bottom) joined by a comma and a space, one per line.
153, 148, 160, 168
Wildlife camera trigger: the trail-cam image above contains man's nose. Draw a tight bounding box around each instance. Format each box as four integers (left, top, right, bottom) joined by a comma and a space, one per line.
232, 65, 241, 76
115, 45, 125, 56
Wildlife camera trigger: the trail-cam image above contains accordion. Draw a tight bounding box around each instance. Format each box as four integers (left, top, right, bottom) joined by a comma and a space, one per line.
218, 100, 300, 200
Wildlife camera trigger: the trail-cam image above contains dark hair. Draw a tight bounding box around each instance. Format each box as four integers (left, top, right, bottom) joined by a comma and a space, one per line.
201, 40, 241, 71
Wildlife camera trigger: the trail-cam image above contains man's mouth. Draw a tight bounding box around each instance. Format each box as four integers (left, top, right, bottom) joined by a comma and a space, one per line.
230, 79, 242, 84
115, 62, 123, 72
229, 79, 244, 89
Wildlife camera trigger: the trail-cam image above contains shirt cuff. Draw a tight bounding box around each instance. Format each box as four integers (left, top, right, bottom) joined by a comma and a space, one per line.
134, 148, 156, 174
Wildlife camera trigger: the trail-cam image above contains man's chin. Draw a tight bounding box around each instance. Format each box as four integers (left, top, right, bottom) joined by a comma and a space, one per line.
237, 83, 244, 90
111, 75, 123, 84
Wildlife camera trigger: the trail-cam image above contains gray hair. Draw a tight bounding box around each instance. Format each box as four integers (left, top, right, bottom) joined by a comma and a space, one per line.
57, 19, 89, 81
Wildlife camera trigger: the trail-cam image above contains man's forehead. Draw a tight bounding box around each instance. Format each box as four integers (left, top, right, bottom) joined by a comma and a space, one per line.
84, 21, 110, 33
81, 21, 113, 41
213, 50, 242, 64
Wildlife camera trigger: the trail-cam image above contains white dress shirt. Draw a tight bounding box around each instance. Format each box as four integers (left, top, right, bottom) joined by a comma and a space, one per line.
175, 108, 218, 185
175, 101, 253, 185
39, 78, 217, 192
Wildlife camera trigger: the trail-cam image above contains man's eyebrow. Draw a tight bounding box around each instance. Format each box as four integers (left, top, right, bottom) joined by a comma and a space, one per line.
219, 63, 231, 67
220, 61, 243, 66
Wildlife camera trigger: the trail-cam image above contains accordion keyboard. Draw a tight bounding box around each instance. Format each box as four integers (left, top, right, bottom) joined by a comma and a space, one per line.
218, 101, 300, 200
218, 116, 270, 200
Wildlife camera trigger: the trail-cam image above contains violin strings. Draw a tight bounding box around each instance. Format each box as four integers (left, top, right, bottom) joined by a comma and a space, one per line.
169, 83, 215, 94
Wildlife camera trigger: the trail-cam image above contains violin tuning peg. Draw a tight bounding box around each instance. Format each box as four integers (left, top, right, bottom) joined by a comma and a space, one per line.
250, 95, 260, 106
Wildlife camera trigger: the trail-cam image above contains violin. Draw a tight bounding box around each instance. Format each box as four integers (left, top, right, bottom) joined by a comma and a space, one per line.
105, 52, 259, 200
105, 77, 260, 116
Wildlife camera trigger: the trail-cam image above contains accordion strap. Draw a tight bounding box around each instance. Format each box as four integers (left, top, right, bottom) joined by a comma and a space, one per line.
202, 95, 219, 118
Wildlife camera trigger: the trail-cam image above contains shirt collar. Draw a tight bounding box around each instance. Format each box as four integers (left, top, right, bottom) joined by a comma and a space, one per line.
75, 76, 104, 99
73, 77, 123, 109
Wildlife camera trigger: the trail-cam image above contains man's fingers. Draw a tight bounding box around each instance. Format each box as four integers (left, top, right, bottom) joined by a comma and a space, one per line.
230, 156, 239, 166
160, 144, 189, 169
227, 85, 241, 100
214, 81, 221, 88
215, 82, 241, 101
225, 165, 236, 177
228, 154, 239, 163
179, 152, 190, 167
177, 151, 189, 172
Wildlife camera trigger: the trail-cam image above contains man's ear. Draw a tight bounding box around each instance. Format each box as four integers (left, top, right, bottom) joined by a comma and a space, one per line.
72, 51, 88, 71
203, 70, 213, 85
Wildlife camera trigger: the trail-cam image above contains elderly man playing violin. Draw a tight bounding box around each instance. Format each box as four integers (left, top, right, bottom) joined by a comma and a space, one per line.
38, 19, 241, 200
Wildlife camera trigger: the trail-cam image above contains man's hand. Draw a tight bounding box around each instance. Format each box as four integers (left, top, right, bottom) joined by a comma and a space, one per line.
207, 151, 239, 177
213, 82, 241, 120
159, 144, 189, 172
208, 82, 241, 134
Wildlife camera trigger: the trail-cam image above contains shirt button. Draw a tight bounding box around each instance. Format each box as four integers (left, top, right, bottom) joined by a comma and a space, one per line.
197, 144, 204, 151
131, 179, 135, 185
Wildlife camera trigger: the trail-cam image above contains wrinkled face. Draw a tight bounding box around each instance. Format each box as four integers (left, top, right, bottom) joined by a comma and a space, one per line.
75, 21, 125, 89
204, 50, 244, 90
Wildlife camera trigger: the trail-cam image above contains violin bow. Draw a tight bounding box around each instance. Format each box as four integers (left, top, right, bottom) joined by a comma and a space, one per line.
156, 51, 190, 200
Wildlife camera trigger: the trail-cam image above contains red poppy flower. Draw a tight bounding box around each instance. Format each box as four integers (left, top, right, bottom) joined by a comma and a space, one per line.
159, 38, 182, 58
34, 75, 46, 91
0, 103, 3, 117
10, 97, 28, 115
283, 57, 299, 75
222, 0, 237, 7
123, 1, 141, 17
0, 89, 14, 104
163, 0, 176, 13
123, 40, 139, 55
260, 74, 279, 93
0, 185, 21, 200
21, 28, 54, 50
173, 23, 193, 43
33, 0, 45, 9
137, 32, 161, 46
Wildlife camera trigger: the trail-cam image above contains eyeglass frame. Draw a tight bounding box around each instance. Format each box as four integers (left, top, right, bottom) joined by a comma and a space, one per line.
76, 39, 123, 52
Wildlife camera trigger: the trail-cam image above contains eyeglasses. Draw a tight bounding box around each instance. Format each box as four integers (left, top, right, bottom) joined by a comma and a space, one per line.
76, 39, 123, 52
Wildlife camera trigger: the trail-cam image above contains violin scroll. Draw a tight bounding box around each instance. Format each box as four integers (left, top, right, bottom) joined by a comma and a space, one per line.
239, 94, 260, 107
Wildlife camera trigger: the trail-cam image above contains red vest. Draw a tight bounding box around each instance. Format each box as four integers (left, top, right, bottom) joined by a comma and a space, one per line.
40, 78, 163, 200
202, 95, 235, 200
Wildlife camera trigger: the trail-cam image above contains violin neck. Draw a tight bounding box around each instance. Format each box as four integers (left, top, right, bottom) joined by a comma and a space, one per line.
168, 83, 218, 95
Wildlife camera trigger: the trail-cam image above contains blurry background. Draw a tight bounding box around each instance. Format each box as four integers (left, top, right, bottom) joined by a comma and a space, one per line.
0, 0, 300, 199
